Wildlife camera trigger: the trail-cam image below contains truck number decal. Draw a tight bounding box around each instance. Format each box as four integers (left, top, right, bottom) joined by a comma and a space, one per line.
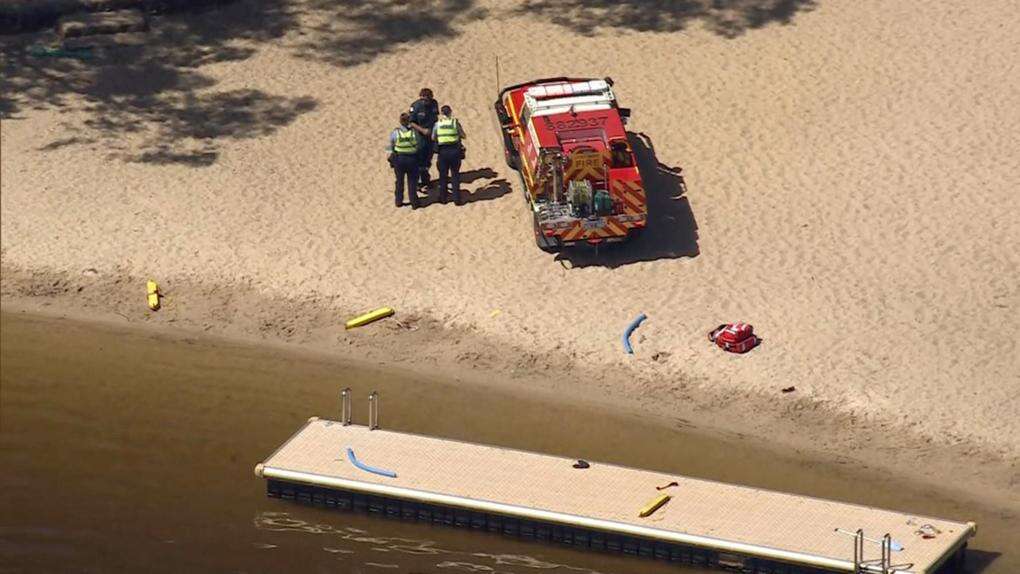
542, 117, 607, 130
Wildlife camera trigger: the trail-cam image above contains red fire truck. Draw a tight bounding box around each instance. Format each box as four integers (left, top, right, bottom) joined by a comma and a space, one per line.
495, 77, 647, 252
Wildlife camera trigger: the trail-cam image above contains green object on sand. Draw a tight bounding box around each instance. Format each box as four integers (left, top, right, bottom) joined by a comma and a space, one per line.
28, 45, 95, 60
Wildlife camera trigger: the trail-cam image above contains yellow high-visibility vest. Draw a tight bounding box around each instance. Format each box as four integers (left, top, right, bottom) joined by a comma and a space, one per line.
435, 117, 460, 145
394, 128, 419, 154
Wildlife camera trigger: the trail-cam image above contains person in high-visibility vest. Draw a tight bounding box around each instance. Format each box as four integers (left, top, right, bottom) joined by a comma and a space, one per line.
387, 112, 428, 209
431, 105, 467, 205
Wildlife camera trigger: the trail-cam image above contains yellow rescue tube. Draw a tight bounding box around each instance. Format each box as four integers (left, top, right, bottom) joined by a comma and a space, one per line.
638, 493, 671, 517
146, 280, 160, 310
345, 307, 394, 329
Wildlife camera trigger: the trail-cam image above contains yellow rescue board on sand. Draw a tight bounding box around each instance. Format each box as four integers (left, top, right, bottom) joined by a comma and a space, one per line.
638, 493, 671, 518
345, 307, 394, 329
146, 280, 160, 311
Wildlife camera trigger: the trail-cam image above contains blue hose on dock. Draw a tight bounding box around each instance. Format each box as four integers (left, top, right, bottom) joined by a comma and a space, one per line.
346, 447, 397, 478
622, 313, 647, 354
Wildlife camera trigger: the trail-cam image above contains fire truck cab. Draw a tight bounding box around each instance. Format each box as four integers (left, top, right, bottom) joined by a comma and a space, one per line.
495, 77, 647, 252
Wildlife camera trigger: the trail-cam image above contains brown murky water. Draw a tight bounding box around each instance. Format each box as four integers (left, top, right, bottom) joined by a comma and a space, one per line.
0, 312, 1014, 573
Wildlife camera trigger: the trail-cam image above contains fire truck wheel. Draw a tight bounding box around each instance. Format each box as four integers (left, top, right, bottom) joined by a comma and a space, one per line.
500, 129, 520, 171
536, 235, 560, 253
504, 148, 520, 171
533, 218, 561, 253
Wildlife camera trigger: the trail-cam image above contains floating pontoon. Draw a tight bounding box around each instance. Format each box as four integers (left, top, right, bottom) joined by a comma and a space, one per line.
255, 391, 974, 574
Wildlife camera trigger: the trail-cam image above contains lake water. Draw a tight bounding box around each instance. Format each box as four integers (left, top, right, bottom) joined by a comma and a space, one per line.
0, 312, 1012, 573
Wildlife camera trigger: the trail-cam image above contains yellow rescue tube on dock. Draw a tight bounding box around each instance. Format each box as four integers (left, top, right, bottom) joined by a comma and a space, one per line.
146, 280, 160, 310
346, 307, 394, 329
638, 493, 671, 517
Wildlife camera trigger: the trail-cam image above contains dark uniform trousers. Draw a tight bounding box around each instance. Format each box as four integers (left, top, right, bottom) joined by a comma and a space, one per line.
393, 153, 420, 208
418, 137, 434, 189
436, 144, 463, 205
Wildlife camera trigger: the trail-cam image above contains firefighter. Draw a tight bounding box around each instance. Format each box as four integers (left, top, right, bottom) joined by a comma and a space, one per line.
388, 112, 424, 209
432, 105, 466, 205
409, 88, 439, 190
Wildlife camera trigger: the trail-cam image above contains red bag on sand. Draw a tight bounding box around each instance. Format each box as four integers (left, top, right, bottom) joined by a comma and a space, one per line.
709, 322, 760, 354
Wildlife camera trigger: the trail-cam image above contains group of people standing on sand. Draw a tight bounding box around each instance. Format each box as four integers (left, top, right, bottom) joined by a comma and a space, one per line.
386, 88, 467, 209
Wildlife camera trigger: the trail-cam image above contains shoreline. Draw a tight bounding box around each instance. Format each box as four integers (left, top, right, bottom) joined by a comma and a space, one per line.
4, 263, 1017, 513
6, 307, 1017, 573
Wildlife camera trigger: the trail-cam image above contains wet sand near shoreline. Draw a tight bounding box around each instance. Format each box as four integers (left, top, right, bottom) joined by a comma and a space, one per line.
1, 311, 1016, 573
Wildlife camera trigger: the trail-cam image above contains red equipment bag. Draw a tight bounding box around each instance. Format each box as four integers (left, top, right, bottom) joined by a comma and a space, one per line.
708, 322, 760, 354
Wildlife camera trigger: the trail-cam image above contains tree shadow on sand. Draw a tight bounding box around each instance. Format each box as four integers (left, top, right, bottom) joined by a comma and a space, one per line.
513, 0, 816, 38
290, 0, 486, 67
1, 0, 801, 168
555, 131, 699, 269
1, 1, 313, 166
1, 0, 490, 165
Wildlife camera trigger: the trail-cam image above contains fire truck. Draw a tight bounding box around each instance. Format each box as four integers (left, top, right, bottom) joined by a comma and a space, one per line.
494, 77, 647, 252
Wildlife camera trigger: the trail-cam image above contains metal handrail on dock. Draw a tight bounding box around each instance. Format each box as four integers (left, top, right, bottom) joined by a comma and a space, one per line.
854, 528, 865, 572
340, 387, 352, 426
368, 391, 379, 430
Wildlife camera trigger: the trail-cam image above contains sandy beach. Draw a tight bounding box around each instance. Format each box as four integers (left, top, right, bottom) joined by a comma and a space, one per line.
3, 0, 1018, 506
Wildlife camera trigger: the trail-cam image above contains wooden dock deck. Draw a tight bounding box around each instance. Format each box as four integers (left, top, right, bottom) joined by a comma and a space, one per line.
256, 418, 975, 574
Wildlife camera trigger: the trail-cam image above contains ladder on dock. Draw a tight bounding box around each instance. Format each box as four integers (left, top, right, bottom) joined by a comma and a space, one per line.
339, 387, 380, 430
852, 529, 913, 573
